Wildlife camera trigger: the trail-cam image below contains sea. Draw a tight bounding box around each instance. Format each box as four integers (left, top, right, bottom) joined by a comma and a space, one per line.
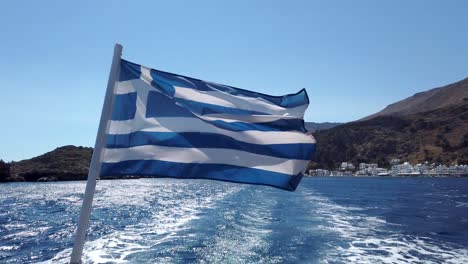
1, 177, 467, 264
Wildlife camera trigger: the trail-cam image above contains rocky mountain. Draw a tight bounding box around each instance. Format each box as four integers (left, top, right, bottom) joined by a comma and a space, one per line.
0, 160, 11, 182
304, 122, 341, 132
9, 145, 93, 182
310, 101, 468, 170
363, 78, 468, 120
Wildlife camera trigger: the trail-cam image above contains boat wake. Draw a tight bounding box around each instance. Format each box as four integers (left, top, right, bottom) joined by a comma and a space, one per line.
40, 179, 242, 263
3, 178, 467, 264
300, 190, 468, 264
192, 188, 281, 264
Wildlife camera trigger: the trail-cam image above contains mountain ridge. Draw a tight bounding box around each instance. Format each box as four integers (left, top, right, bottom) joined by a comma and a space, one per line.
310, 100, 468, 170
304, 122, 341, 132
363, 77, 468, 120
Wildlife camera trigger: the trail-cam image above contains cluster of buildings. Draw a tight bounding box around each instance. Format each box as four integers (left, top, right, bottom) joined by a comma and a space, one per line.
308, 159, 468, 177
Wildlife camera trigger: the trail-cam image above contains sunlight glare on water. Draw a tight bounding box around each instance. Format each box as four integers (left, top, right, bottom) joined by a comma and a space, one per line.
1, 177, 468, 264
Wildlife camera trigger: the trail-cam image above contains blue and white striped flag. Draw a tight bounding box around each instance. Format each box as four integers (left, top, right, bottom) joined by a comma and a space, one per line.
99, 59, 316, 191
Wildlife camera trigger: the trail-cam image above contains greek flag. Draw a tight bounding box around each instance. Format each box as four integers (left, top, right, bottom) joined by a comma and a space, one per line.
99, 59, 316, 191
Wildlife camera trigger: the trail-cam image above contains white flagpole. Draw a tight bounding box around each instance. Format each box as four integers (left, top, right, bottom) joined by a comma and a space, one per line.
70, 43, 123, 264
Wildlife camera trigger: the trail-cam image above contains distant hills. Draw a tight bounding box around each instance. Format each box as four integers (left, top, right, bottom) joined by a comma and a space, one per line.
304, 122, 341, 132
310, 78, 468, 170
2, 146, 93, 182
0, 160, 10, 182
363, 78, 468, 120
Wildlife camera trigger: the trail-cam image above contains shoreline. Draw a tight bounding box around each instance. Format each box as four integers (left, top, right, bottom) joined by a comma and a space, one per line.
2, 174, 468, 184
305, 174, 468, 178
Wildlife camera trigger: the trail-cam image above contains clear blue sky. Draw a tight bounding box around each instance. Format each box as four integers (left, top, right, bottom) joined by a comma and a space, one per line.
1, 0, 467, 161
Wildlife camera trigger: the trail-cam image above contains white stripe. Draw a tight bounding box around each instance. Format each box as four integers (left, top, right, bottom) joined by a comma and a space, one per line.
108, 117, 316, 145
114, 79, 149, 94
114, 80, 303, 125
140, 66, 153, 85
114, 79, 302, 123
114, 81, 135, 94
204, 81, 308, 117
114, 67, 153, 94
174, 86, 307, 117
196, 113, 299, 123
114, 78, 307, 118
109, 77, 315, 145
102, 145, 310, 175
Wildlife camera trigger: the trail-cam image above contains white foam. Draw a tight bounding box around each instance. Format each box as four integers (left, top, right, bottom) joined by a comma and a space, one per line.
41, 179, 241, 263
456, 201, 468, 208
194, 189, 279, 264
0, 245, 19, 251
301, 190, 468, 264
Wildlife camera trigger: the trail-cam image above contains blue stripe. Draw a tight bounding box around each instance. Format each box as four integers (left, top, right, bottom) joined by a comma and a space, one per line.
120, 59, 309, 108
100, 160, 303, 191
208, 119, 306, 132
149, 70, 176, 96
146, 91, 268, 118
146, 91, 191, 117
111, 92, 137, 120
149, 69, 309, 108
151, 68, 309, 108
106, 131, 315, 160
146, 91, 306, 131
120, 60, 141, 82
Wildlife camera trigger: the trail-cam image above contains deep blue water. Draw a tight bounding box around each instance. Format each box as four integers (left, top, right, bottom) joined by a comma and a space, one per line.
1, 177, 467, 263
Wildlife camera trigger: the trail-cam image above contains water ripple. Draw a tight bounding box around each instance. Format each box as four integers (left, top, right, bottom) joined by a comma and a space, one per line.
1, 177, 468, 264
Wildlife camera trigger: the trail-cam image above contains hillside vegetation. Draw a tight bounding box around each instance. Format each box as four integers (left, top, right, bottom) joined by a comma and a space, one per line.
304, 122, 341, 132
0, 160, 10, 182
310, 102, 468, 170
9, 146, 92, 181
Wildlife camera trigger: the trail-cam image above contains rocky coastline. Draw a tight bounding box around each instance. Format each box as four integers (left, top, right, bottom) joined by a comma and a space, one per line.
1, 146, 91, 182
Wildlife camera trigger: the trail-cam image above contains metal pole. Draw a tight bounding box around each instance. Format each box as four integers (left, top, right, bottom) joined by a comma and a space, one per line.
70, 43, 122, 264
